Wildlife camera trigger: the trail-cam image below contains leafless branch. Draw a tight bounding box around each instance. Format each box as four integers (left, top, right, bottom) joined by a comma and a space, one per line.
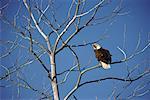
81, 70, 149, 86
0, 51, 46, 80
29, 33, 51, 79
23, 0, 47, 39
0, 36, 19, 59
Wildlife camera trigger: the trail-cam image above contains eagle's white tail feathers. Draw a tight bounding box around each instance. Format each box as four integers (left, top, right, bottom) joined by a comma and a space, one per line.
100, 61, 111, 69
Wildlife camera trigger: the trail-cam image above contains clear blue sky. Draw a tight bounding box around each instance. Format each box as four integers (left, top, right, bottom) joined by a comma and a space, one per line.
0, 0, 150, 99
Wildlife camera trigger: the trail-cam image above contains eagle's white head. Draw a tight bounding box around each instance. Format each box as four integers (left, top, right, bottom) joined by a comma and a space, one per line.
92, 43, 101, 50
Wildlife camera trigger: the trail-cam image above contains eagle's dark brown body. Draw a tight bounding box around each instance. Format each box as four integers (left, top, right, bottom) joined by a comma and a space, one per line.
94, 48, 112, 64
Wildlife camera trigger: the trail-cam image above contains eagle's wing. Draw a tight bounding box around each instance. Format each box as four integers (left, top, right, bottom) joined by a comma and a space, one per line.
102, 48, 112, 64
94, 49, 103, 61
95, 48, 111, 64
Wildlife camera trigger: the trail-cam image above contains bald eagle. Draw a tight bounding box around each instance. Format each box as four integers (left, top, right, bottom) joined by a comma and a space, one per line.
92, 43, 112, 69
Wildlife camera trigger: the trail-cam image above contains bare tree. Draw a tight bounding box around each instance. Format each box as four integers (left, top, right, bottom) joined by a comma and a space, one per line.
0, 0, 149, 100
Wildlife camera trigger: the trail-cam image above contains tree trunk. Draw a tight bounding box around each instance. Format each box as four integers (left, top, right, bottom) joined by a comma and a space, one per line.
50, 54, 59, 100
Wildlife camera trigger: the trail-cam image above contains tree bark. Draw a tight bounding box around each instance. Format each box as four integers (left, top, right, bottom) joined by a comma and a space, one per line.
50, 54, 59, 100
